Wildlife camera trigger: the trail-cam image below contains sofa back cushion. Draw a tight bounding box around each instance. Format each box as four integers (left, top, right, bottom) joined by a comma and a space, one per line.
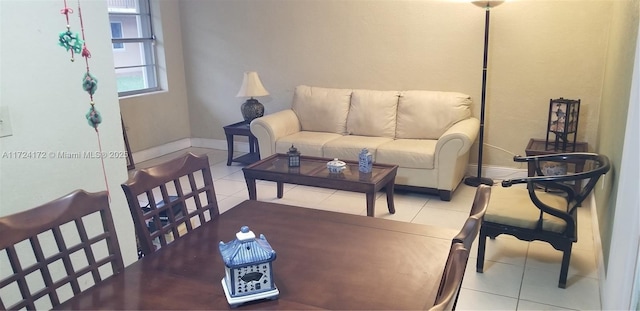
396, 91, 472, 139
346, 90, 399, 138
292, 85, 352, 134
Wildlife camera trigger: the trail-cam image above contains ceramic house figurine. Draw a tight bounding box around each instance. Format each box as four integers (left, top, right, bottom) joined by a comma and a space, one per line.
219, 226, 279, 307
359, 148, 373, 173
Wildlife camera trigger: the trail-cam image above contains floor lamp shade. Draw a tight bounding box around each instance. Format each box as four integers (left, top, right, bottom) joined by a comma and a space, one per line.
236, 71, 269, 122
464, 1, 503, 187
471, 1, 504, 9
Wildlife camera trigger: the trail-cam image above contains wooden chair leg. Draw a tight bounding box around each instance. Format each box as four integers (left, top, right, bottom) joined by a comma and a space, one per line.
558, 245, 572, 288
476, 233, 486, 273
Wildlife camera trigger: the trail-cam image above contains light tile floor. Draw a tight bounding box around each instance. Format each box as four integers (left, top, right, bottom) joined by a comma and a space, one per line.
134, 147, 601, 310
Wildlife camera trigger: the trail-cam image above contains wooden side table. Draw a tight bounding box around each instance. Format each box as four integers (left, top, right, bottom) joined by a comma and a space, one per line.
223, 121, 260, 166
525, 138, 588, 193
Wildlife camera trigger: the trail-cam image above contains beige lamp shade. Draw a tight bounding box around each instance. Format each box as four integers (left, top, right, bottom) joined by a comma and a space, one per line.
472, 0, 505, 8
236, 71, 269, 98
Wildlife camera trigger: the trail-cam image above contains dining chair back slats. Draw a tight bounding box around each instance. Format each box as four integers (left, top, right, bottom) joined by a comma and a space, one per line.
0, 190, 123, 310
121, 152, 219, 257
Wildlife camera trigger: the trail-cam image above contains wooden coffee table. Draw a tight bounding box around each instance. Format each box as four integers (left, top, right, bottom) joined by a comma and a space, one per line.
242, 154, 398, 217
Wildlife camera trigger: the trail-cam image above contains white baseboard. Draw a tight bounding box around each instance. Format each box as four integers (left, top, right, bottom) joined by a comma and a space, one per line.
466, 164, 528, 182
135, 141, 526, 179
190, 138, 252, 153
591, 194, 605, 308
132, 138, 252, 164
134, 140, 529, 182
131, 138, 192, 164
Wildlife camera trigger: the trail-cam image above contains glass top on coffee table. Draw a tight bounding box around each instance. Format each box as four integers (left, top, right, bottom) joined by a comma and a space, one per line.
242, 154, 398, 217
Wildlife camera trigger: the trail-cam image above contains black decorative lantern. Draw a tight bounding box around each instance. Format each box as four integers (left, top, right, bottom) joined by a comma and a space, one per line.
545, 98, 580, 152
287, 145, 300, 167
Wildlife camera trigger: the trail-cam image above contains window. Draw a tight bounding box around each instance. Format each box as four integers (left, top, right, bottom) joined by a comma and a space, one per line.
110, 22, 124, 50
107, 0, 159, 96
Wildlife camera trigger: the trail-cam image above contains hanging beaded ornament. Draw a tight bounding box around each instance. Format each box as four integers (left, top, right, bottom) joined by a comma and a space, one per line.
59, 0, 110, 198
58, 4, 83, 61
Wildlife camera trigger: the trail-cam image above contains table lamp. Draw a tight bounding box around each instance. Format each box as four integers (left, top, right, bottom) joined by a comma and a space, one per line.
236, 71, 269, 122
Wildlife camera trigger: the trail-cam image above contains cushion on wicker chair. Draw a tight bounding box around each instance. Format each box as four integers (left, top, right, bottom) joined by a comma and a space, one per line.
484, 186, 569, 233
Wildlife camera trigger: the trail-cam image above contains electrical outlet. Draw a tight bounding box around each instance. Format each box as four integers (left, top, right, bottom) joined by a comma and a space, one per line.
0, 106, 13, 138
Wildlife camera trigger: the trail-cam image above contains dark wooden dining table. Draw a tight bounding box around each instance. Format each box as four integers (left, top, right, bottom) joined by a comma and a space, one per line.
54, 200, 456, 310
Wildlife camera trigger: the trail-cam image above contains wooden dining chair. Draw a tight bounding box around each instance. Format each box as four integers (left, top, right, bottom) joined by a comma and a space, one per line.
430, 243, 469, 311
476, 153, 610, 288
454, 184, 491, 249
121, 152, 219, 257
468, 184, 491, 219
0, 190, 124, 310
435, 184, 491, 310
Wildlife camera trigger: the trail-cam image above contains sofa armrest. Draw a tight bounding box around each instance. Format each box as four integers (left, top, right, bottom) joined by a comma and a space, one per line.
250, 109, 301, 158
434, 117, 480, 189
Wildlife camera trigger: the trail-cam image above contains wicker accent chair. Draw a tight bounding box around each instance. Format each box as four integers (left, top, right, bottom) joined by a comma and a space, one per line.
0, 190, 123, 310
476, 153, 610, 288
121, 152, 219, 257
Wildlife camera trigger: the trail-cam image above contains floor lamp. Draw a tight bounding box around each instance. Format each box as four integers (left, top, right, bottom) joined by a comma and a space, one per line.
464, 0, 504, 187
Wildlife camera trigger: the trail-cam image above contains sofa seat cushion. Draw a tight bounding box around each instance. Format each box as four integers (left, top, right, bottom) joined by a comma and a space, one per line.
322, 136, 393, 162
484, 186, 569, 233
396, 91, 472, 139
376, 139, 437, 169
346, 90, 399, 138
292, 85, 352, 134
276, 131, 343, 157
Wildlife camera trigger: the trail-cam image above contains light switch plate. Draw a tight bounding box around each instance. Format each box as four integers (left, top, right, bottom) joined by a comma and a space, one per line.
0, 106, 13, 137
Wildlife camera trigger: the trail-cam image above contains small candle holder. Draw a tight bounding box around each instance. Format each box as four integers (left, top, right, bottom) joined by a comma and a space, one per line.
287, 145, 300, 167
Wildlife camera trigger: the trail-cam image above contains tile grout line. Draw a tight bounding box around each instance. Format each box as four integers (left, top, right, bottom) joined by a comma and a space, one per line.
516, 243, 531, 309
409, 201, 429, 224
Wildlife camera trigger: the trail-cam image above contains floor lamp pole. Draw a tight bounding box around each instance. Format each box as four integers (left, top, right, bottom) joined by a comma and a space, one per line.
465, 4, 495, 187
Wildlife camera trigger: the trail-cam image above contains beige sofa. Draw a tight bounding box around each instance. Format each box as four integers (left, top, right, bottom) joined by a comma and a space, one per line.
250, 85, 479, 200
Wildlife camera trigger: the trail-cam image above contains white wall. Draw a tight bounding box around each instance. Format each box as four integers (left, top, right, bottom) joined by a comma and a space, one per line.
601, 10, 640, 309
178, 0, 610, 168
119, 0, 191, 154
0, 0, 137, 266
